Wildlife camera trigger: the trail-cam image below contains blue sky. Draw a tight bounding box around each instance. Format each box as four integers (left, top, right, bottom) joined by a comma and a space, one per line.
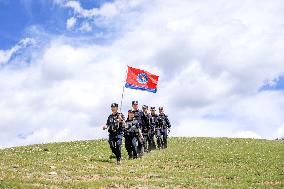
0, 0, 65, 49
261, 76, 284, 91
0, 0, 114, 49
1, 0, 284, 148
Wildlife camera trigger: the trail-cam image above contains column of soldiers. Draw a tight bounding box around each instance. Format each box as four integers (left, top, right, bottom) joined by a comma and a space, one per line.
103, 101, 171, 165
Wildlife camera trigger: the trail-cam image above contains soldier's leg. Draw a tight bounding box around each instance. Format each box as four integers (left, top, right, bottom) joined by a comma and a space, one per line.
131, 136, 138, 159
108, 136, 117, 156
155, 133, 159, 149
149, 134, 154, 151
146, 134, 151, 152
143, 133, 148, 153
115, 136, 123, 163
144, 134, 148, 153
140, 136, 144, 156
148, 134, 152, 151
156, 130, 161, 149
137, 137, 143, 157
125, 136, 133, 159
160, 132, 164, 149
151, 131, 157, 150
163, 131, 168, 148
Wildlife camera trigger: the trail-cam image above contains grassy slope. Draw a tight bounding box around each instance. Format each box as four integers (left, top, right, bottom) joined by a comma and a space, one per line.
0, 137, 283, 189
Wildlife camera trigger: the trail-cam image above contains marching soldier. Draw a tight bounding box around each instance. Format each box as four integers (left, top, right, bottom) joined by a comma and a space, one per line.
158, 107, 171, 149
131, 101, 145, 157
103, 103, 125, 165
124, 110, 143, 159
141, 105, 151, 153
149, 107, 158, 151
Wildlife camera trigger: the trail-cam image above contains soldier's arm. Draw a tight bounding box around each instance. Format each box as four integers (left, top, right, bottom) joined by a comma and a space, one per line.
120, 113, 125, 120
103, 116, 110, 130
142, 115, 148, 129
157, 117, 162, 127
138, 128, 143, 139
119, 113, 125, 122
153, 120, 157, 132
146, 115, 151, 129
118, 113, 126, 130
166, 116, 171, 128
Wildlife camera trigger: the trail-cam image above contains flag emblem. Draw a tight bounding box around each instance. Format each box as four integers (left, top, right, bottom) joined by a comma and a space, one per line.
137, 73, 148, 84
125, 66, 159, 93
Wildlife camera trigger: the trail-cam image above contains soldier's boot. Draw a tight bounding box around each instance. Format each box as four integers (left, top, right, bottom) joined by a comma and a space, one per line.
133, 149, 138, 159
137, 141, 143, 158
143, 138, 148, 153
128, 151, 133, 160
132, 139, 139, 159
147, 138, 152, 152
117, 158, 121, 165
164, 137, 168, 149
152, 139, 157, 150
160, 137, 164, 149
157, 137, 162, 149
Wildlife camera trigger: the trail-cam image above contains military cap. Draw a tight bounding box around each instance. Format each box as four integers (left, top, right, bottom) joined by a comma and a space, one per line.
142, 105, 148, 109
111, 103, 118, 107
132, 100, 138, 105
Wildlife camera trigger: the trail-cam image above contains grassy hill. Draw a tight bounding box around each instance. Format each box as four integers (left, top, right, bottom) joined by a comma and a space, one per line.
0, 137, 283, 188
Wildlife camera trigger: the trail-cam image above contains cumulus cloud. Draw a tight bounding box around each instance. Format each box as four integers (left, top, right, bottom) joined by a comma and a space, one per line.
55, 0, 146, 32
0, 41, 122, 148
61, 0, 135, 18
1, 0, 284, 148
66, 17, 77, 30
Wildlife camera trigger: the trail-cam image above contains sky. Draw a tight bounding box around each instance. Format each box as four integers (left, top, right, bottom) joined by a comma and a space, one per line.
0, 0, 284, 148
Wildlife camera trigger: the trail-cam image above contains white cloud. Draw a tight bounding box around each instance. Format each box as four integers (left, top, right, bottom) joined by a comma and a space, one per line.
55, 0, 146, 32
62, 0, 125, 18
0, 38, 35, 64
66, 17, 77, 30
79, 22, 92, 32
1, 0, 284, 148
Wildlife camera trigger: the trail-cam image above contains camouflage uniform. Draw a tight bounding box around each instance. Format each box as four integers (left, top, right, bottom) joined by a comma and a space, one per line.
131, 101, 145, 157
124, 114, 140, 159
132, 108, 144, 157
141, 105, 151, 153
158, 107, 171, 149
106, 103, 125, 163
149, 107, 158, 151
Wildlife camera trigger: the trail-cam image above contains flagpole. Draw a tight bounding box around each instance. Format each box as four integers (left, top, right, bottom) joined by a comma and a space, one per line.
119, 66, 128, 113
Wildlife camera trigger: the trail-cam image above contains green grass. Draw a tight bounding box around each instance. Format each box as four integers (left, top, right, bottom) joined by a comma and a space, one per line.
0, 137, 283, 188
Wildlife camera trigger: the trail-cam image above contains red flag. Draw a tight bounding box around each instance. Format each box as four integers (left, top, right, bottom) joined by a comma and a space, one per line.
125, 66, 159, 93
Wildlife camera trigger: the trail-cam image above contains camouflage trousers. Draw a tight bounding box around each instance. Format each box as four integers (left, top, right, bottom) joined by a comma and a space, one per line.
108, 133, 123, 161
124, 135, 139, 159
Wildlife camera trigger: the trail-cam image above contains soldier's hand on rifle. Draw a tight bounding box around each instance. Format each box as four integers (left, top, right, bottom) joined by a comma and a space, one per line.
140, 133, 144, 140
118, 115, 123, 122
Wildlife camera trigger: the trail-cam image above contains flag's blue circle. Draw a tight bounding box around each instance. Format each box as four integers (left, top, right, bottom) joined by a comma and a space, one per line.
137, 73, 148, 84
